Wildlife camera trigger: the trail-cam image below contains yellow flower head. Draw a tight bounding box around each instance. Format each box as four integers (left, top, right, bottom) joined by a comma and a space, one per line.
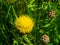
15, 15, 34, 34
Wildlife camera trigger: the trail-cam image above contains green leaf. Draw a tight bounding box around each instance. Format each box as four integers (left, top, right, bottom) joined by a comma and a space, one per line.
48, 43, 53, 45
13, 39, 18, 45
23, 35, 33, 44
43, 23, 50, 27
54, 38, 59, 43
39, 29, 44, 34
30, 0, 34, 5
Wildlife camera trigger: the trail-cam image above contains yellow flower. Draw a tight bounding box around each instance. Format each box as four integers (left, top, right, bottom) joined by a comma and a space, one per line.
15, 15, 34, 34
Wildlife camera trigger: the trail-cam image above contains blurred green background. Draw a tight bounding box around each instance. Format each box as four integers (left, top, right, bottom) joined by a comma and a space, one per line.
0, 0, 60, 45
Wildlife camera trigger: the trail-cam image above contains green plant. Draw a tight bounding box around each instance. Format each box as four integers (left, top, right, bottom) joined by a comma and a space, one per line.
0, 0, 60, 45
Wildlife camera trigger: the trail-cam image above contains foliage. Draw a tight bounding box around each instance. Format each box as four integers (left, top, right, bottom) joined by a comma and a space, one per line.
0, 0, 60, 45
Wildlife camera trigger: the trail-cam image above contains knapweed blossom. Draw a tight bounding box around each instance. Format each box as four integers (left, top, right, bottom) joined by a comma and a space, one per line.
41, 34, 50, 44
15, 15, 34, 34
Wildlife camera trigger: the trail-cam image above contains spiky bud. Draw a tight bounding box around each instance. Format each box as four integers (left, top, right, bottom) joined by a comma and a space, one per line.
41, 34, 50, 44
48, 10, 56, 18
